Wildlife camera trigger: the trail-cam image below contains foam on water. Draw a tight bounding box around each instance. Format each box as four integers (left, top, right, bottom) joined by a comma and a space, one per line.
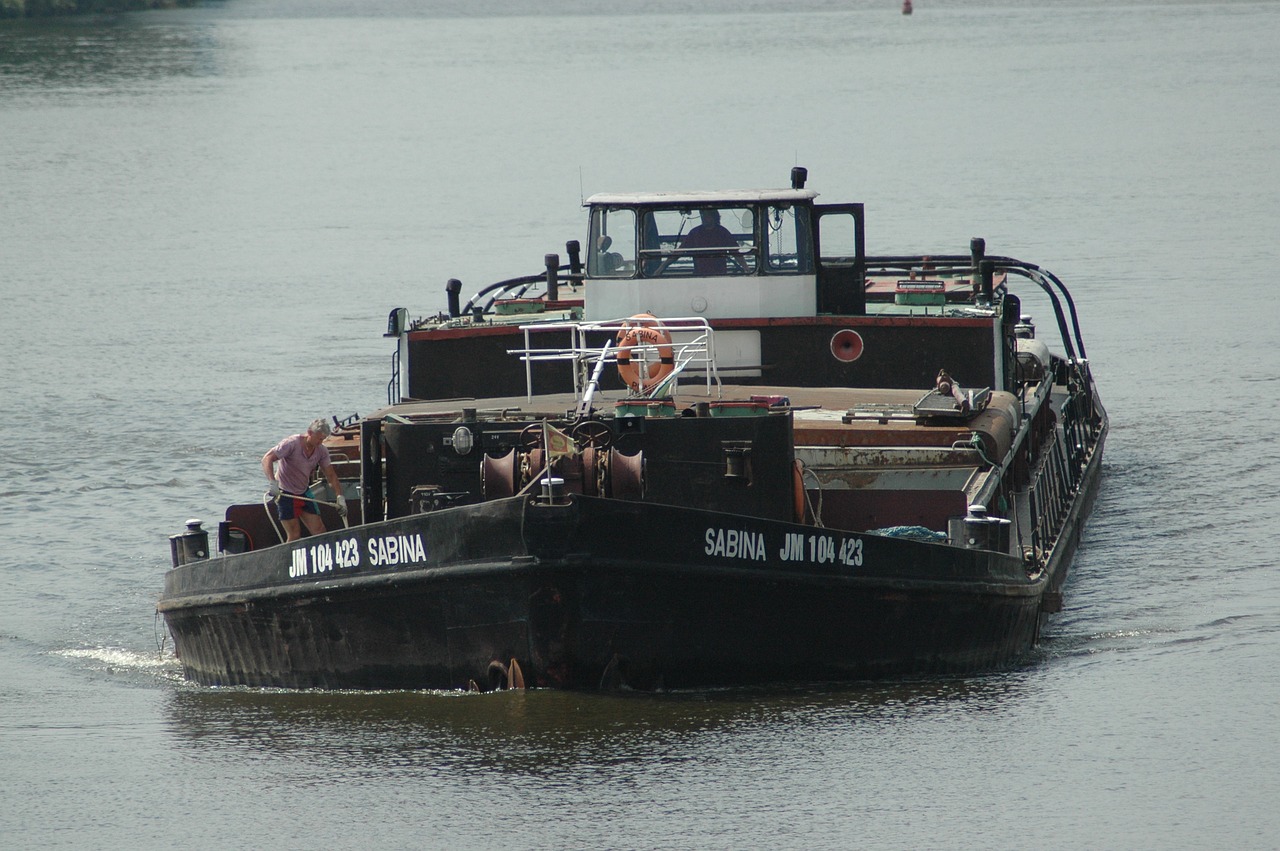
55, 646, 176, 672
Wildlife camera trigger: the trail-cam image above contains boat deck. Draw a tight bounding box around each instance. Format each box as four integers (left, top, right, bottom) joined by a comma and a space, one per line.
359, 383, 1020, 459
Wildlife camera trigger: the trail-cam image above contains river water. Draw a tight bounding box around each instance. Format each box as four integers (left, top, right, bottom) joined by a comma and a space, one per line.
2, 1, 1278, 848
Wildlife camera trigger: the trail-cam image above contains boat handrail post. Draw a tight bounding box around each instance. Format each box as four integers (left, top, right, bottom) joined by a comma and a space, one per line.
706, 323, 719, 395
523, 325, 534, 403
386, 345, 400, 406
577, 338, 613, 419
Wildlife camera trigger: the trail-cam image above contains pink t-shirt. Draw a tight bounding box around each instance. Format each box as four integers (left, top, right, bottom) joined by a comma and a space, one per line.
271, 434, 330, 494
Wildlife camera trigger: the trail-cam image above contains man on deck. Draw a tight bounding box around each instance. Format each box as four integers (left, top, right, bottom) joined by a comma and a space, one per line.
262, 418, 345, 542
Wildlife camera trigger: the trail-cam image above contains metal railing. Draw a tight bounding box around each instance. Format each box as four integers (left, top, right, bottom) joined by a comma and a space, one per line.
507, 317, 722, 412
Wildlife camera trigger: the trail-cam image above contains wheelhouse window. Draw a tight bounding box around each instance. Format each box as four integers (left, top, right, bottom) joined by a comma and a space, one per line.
642, 207, 757, 278
764, 203, 814, 273
587, 207, 637, 278
587, 202, 814, 279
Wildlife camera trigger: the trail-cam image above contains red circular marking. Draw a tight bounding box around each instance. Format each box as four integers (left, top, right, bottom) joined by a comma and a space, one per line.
830, 329, 864, 363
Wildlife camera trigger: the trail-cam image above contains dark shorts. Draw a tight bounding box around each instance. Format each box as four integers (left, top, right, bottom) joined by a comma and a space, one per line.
277, 490, 318, 521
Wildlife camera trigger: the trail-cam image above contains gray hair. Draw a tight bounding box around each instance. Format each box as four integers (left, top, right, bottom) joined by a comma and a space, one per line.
308, 418, 332, 436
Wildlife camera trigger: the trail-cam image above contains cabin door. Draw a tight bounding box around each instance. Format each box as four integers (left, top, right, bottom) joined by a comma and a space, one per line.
813, 203, 866, 315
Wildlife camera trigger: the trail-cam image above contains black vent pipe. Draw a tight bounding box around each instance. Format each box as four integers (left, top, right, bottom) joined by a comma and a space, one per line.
446, 278, 462, 317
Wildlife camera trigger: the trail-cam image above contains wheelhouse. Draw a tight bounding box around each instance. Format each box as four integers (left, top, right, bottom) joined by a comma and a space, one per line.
584, 169, 866, 321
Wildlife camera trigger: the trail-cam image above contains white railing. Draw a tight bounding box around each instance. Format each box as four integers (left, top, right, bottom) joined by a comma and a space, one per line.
508, 317, 722, 413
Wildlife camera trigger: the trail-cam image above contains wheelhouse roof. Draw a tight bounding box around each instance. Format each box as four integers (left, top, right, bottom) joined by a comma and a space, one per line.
584, 188, 819, 207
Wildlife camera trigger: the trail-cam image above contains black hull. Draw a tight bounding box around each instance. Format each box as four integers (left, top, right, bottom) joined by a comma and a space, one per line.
158, 484, 1093, 691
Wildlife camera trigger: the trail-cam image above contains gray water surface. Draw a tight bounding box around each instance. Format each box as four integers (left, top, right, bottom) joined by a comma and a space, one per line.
3, 2, 1278, 848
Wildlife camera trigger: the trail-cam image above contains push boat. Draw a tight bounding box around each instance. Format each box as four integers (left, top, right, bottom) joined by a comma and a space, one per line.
158, 168, 1107, 691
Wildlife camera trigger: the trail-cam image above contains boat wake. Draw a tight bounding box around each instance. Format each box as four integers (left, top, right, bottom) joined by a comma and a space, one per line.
55, 645, 184, 681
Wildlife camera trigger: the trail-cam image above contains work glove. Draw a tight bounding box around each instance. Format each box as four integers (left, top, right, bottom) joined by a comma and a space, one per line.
267, 482, 282, 499
334, 495, 348, 518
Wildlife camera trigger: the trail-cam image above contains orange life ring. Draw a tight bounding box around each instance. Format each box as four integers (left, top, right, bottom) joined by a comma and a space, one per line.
615, 313, 674, 392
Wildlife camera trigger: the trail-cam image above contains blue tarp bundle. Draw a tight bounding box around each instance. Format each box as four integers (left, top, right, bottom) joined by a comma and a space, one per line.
867, 526, 948, 542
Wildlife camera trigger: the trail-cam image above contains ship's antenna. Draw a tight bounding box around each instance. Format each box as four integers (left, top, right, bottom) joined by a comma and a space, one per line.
579, 166, 585, 205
